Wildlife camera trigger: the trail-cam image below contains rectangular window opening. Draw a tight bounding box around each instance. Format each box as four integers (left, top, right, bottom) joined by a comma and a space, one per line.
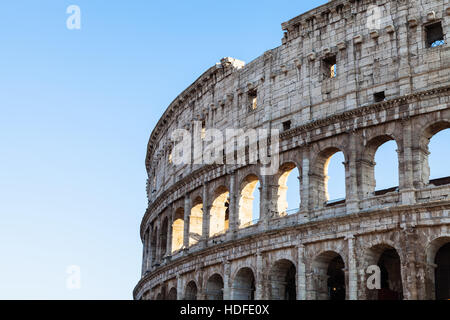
426, 22, 444, 48
248, 90, 257, 111
323, 55, 337, 79
283, 120, 292, 131
374, 91, 386, 103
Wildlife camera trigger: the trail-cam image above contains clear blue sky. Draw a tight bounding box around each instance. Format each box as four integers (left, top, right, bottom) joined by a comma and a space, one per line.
0, 1, 448, 300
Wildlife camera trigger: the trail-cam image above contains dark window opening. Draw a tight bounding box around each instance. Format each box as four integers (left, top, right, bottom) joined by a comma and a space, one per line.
283, 120, 292, 131
426, 22, 444, 48
374, 91, 386, 103
248, 90, 257, 111
323, 55, 337, 79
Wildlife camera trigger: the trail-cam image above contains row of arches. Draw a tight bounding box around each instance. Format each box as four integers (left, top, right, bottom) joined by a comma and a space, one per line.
143, 123, 450, 268
146, 237, 450, 300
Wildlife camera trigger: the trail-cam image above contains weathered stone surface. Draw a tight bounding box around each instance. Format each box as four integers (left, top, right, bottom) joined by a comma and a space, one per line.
135, 0, 450, 300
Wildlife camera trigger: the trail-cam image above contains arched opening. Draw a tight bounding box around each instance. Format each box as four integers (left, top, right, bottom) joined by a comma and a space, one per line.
367, 136, 399, 195
150, 226, 158, 265
142, 290, 151, 300
156, 292, 162, 300
206, 274, 224, 300
185, 281, 198, 300
312, 251, 346, 300
232, 267, 255, 300
171, 208, 184, 252
428, 128, 450, 184
419, 122, 450, 186
160, 217, 168, 257
167, 287, 177, 300
238, 175, 260, 228
366, 245, 403, 300
326, 151, 346, 204
435, 242, 450, 300
311, 148, 346, 207
189, 197, 203, 246
277, 163, 301, 216
426, 237, 450, 300
269, 259, 296, 300
210, 186, 230, 237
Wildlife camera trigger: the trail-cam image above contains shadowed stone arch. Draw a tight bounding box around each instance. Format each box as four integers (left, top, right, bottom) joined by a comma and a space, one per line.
238, 174, 260, 228
160, 217, 169, 257
150, 226, 158, 264
364, 243, 403, 300
360, 134, 400, 198
269, 259, 297, 300
311, 251, 346, 300
209, 186, 230, 237
232, 267, 256, 300
205, 274, 224, 300
142, 290, 151, 300
189, 196, 203, 246
185, 281, 198, 300
425, 236, 450, 300
167, 287, 177, 300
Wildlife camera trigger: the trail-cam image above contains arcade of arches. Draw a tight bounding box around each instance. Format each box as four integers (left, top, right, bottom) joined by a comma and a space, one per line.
139, 125, 450, 300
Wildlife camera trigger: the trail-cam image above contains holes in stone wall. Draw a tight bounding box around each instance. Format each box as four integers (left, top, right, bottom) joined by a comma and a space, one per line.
323, 55, 337, 79
374, 91, 386, 103
248, 89, 258, 111
425, 22, 445, 48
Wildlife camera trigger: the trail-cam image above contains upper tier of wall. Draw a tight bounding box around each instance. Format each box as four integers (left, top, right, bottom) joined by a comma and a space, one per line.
145, 0, 450, 204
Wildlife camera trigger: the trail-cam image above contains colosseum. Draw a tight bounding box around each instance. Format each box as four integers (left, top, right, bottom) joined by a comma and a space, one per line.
134, 0, 450, 300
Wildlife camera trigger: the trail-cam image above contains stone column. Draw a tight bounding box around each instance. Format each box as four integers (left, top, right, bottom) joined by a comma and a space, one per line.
141, 228, 149, 276
260, 175, 273, 230
297, 244, 307, 300
346, 234, 358, 300
201, 181, 210, 246
255, 252, 264, 300
346, 133, 359, 214
227, 171, 238, 241
166, 212, 173, 258
177, 275, 183, 300
300, 151, 311, 213
183, 195, 191, 249
400, 119, 416, 205
155, 220, 161, 264
401, 226, 419, 300
223, 261, 231, 300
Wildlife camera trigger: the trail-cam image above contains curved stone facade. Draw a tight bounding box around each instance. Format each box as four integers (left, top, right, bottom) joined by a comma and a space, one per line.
134, 0, 450, 300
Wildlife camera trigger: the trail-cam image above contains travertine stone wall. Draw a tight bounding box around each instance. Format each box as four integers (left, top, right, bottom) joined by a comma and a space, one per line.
135, 0, 450, 300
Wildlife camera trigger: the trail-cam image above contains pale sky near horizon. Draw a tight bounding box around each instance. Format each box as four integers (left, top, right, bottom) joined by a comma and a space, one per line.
0, 1, 448, 300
